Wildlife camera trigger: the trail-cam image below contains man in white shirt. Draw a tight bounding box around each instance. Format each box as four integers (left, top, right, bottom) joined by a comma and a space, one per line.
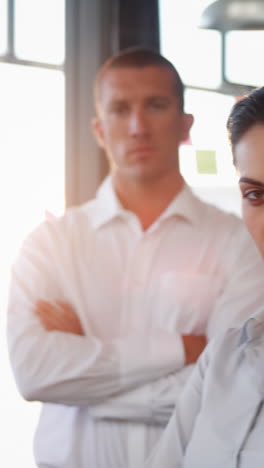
7, 48, 264, 468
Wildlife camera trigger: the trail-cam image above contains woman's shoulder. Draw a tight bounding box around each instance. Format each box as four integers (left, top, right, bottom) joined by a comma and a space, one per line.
203, 317, 264, 384
214, 316, 264, 351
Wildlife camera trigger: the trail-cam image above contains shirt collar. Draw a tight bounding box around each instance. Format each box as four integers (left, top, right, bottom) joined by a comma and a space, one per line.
89, 176, 126, 229
88, 175, 204, 230
157, 183, 204, 226
239, 316, 264, 396
238, 316, 264, 346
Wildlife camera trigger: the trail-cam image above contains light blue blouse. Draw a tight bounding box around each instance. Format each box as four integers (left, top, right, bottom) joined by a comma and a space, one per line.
145, 317, 264, 468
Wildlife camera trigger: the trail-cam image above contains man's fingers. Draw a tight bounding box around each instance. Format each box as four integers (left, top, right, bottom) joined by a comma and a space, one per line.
38, 314, 61, 331
35, 301, 67, 329
36, 304, 64, 331
55, 301, 75, 314
182, 334, 207, 365
35, 300, 58, 315
35, 300, 84, 335
55, 301, 84, 335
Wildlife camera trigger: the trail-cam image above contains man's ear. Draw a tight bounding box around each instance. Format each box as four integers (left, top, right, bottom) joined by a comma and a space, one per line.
180, 113, 194, 143
91, 117, 105, 150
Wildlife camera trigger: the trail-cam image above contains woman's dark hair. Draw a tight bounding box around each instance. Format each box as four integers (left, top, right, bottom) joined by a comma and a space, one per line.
227, 87, 264, 156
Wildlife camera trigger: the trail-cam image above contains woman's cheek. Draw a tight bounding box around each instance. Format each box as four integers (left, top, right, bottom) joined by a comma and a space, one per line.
243, 207, 264, 255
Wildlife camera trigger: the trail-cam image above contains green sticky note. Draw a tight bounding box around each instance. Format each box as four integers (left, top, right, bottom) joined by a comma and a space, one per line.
196, 150, 217, 174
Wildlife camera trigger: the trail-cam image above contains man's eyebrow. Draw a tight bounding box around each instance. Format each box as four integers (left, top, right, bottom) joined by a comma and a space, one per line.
239, 177, 264, 188
145, 95, 170, 101
106, 98, 128, 108
108, 98, 127, 104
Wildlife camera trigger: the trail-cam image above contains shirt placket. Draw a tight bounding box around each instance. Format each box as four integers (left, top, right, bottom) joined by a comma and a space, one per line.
122, 226, 157, 468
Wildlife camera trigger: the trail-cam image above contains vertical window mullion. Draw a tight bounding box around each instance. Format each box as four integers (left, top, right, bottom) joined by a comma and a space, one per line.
7, 0, 14, 57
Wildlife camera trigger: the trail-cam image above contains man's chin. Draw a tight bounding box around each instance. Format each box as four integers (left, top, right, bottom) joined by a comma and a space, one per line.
124, 167, 161, 183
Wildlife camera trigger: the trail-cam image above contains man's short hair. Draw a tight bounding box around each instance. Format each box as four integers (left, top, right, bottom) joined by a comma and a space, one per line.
94, 47, 185, 113
227, 87, 264, 158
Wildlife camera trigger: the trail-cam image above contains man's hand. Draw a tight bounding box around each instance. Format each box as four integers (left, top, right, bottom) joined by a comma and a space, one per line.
182, 334, 207, 364
35, 300, 84, 336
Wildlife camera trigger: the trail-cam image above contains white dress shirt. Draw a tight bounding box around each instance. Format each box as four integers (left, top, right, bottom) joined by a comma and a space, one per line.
7, 176, 264, 468
145, 316, 264, 468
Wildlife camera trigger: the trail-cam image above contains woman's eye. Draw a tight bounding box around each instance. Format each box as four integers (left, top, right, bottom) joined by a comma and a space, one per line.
244, 190, 264, 204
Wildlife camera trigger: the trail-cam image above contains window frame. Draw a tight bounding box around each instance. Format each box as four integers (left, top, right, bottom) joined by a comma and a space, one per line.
1, 0, 118, 207
0, 0, 63, 71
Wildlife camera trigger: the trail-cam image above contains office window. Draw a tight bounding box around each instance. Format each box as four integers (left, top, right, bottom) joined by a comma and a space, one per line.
0, 0, 8, 54
226, 31, 264, 87
1, 2, 65, 466
159, 0, 241, 216
159, 0, 222, 89
15, 0, 65, 64
179, 88, 236, 187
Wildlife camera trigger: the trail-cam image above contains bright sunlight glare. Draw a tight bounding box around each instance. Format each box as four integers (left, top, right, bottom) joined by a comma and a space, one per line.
0, 62, 65, 467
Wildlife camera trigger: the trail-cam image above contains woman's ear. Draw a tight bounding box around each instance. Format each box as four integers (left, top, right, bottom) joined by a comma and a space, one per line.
91, 117, 105, 150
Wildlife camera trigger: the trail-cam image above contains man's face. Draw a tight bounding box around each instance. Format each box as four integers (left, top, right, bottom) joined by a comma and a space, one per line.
236, 124, 264, 257
92, 66, 193, 183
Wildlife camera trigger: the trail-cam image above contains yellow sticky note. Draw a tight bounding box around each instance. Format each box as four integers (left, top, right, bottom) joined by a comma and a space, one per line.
196, 150, 217, 174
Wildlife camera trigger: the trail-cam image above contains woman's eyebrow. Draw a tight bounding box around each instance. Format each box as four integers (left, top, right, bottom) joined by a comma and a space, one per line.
239, 177, 264, 188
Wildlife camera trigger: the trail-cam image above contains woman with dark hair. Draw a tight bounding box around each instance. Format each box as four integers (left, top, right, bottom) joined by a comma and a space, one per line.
145, 87, 264, 468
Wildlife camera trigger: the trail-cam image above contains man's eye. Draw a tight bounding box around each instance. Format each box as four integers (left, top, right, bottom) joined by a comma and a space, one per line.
110, 105, 128, 115
149, 100, 168, 109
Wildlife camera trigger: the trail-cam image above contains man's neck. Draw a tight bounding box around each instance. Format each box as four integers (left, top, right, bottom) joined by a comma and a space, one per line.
113, 171, 184, 231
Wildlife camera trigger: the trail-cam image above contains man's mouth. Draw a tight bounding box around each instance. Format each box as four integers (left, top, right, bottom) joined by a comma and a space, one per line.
128, 146, 153, 154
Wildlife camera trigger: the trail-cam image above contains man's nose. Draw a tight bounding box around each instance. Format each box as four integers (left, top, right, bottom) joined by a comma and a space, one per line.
128, 109, 149, 136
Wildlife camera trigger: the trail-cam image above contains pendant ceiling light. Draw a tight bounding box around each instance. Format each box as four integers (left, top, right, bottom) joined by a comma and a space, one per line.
199, 0, 264, 31
198, 0, 264, 95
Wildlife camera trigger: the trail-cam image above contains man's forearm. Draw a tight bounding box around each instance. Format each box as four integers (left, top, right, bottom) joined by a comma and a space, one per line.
9, 296, 185, 407
90, 364, 194, 425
